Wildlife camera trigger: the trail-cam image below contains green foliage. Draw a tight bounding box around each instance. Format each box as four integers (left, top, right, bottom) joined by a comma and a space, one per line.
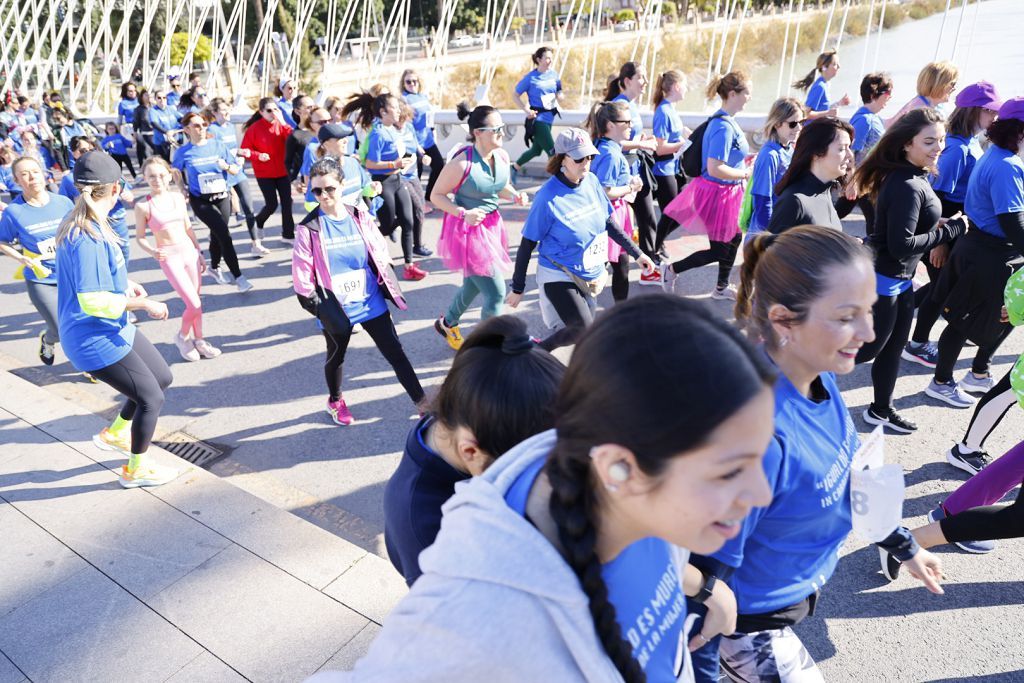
660, 2, 678, 20
614, 9, 637, 23
170, 33, 212, 66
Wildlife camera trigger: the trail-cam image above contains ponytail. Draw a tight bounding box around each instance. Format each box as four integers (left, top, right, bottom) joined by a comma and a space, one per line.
55, 182, 122, 247
792, 50, 837, 92
792, 68, 818, 93
706, 70, 749, 102
652, 69, 684, 108
585, 100, 631, 141
603, 61, 640, 102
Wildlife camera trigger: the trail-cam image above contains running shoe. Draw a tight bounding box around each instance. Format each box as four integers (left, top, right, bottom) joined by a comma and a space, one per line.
901, 341, 938, 368
863, 406, 918, 434
661, 263, 679, 293
209, 267, 235, 285
192, 338, 222, 359
235, 275, 254, 293
38, 331, 55, 366
928, 505, 995, 554
959, 372, 996, 395
250, 243, 266, 259
174, 332, 200, 362
945, 445, 991, 476
434, 315, 464, 351
118, 461, 181, 488
93, 428, 130, 454
710, 285, 737, 301
83, 372, 97, 383
639, 268, 662, 287
326, 397, 354, 426
403, 264, 428, 281
924, 379, 976, 408
413, 245, 433, 257
878, 546, 901, 582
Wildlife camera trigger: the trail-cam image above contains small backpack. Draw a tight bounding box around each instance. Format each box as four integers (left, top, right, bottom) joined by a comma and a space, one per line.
680, 112, 726, 179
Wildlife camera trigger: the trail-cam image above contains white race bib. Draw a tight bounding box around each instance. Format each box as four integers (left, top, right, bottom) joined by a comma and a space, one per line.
34, 237, 56, 258
849, 426, 906, 542
197, 171, 227, 195
540, 92, 557, 110
425, 109, 435, 129
333, 268, 367, 304
582, 232, 609, 270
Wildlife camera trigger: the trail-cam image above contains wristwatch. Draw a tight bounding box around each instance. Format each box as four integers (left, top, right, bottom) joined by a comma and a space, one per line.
691, 571, 717, 605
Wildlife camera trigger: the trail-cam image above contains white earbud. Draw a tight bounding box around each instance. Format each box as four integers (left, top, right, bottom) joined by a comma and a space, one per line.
608, 462, 630, 483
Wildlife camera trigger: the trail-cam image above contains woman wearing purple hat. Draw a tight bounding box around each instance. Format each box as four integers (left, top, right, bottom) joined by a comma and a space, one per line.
905, 81, 1003, 371
923, 97, 1024, 412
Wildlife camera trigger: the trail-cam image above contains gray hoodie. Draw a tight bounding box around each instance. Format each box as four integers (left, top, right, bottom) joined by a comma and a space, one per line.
312, 429, 691, 682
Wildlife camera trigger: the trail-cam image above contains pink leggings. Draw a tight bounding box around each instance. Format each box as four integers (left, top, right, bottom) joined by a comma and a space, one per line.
945, 439, 1024, 515
159, 241, 203, 338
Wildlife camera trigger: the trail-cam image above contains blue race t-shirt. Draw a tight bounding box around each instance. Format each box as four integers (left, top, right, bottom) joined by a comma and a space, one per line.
748, 140, 793, 234
57, 178, 129, 262
515, 69, 562, 125
714, 367, 858, 615
592, 138, 631, 189
652, 100, 684, 177
172, 139, 236, 196
341, 155, 371, 207
850, 106, 884, 156
56, 228, 137, 372
402, 91, 436, 149
301, 141, 322, 203
504, 456, 687, 682
278, 97, 297, 129
117, 99, 139, 125
0, 165, 21, 200
320, 211, 387, 325
208, 121, 248, 188
612, 94, 643, 143
101, 134, 132, 157
364, 123, 407, 167
522, 173, 614, 280
702, 110, 749, 185
805, 75, 831, 112
400, 124, 420, 181
932, 134, 983, 205
149, 107, 180, 146
0, 192, 74, 284
965, 145, 1024, 239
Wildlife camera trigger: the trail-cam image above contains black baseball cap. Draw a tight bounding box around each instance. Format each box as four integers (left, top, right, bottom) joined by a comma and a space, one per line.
73, 151, 123, 185
318, 122, 355, 143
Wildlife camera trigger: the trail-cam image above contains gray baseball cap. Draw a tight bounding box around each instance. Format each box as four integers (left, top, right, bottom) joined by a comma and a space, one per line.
553, 127, 599, 160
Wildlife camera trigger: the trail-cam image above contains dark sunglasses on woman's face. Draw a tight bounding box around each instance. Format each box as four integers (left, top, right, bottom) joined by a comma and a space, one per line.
784, 120, 805, 130
405, 79, 418, 85
572, 155, 595, 163
311, 186, 338, 197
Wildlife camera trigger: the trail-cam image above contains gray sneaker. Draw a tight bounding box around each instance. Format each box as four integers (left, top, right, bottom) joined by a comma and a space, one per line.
959, 372, 996, 395
925, 379, 976, 408
235, 275, 254, 293
661, 263, 679, 293
210, 267, 235, 285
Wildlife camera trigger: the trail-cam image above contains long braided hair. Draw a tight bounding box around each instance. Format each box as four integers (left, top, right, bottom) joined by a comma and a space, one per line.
546, 294, 774, 682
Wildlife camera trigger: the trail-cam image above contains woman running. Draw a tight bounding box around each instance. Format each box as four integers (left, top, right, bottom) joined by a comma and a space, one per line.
240, 97, 295, 244
922, 98, 1024, 409
116, 82, 140, 133
135, 157, 219, 362
904, 81, 1002, 371
292, 157, 428, 425
148, 89, 180, 162
310, 123, 375, 211
207, 98, 266, 257
274, 79, 299, 128
589, 100, 643, 302
835, 72, 894, 235
56, 151, 178, 488
511, 47, 563, 180
432, 104, 526, 350
661, 71, 752, 300
650, 69, 692, 257
792, 49, 851, 119
0, 156, 74, 365
765, 117, 852, 234
133, 90, 156, 166
284, 95, 316, 184
507, 128, 655, 350
744, 97, 802, 239
400, 69, 443, 203
172, 112, 253, 292
384, 315, 564, 586
397, 101, 432, 259
688, 225, 943, 683
318, 294, 776, 683
852, 108, 966, 433
101, 122, 136, 177
889, 61, 959, 124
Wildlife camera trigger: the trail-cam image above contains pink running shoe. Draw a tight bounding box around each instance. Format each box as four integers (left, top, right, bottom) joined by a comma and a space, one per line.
326, 397, 354, 426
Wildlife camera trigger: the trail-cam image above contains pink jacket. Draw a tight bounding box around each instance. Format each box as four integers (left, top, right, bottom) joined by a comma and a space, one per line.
292, 205, 407, 310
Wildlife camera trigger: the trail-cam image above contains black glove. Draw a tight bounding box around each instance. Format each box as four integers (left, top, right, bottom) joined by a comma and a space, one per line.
296, 293, 318, 317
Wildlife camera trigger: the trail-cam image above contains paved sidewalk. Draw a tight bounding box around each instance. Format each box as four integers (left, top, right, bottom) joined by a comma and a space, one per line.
0, 370, 404, 683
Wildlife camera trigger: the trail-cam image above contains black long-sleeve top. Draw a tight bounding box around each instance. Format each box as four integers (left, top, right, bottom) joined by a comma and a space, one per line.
868, 163, 966, 279
767, 172, 842, 234
285, 129, 314, 181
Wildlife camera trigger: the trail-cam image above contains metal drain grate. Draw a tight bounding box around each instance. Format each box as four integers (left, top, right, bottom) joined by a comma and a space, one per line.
154, 432, 225, 469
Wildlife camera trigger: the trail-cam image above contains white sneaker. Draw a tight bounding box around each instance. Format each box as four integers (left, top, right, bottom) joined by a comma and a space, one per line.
119, 461, 181, 488
250, 243, 264, 259
252, 240, 271, 256
174, 332, 200, 362
192, 338, 221, 358
710, 285, 737, 301
209, 267, 235, 285
235, 275, 254, 293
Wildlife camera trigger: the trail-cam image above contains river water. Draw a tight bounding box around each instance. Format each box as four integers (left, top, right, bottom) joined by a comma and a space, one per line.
684, 0, 1023, 114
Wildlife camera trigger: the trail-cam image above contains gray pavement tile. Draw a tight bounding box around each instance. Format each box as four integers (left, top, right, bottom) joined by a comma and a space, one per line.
322, 554, 408, 625
0, 503, 88, 618
0, 567, 202, 682
316, 623, 380, 674
150, 544, 369, 682
0, 651, 27, 683
164, 651, 248, 683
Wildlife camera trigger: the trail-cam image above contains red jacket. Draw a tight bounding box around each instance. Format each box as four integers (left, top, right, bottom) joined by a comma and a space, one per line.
240, 118, 293, 178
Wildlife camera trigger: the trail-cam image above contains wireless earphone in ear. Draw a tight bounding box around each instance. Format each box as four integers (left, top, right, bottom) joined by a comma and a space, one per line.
608, 462, 630, 483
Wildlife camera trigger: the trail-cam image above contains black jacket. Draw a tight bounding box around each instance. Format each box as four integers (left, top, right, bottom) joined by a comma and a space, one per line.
767, 172, 842, 234
285, 129, 315, 181
868, 163, 966, 280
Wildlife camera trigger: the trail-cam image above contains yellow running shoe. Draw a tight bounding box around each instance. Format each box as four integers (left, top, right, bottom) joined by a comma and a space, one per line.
119, 462, 181, 489
93, 428, 130, 455
434, 315, 464, 351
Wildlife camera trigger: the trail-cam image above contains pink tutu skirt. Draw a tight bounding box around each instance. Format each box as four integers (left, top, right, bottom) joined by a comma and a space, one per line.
437, 209, 512, 277
662, 175, 745, 243
608, 198, 634, 262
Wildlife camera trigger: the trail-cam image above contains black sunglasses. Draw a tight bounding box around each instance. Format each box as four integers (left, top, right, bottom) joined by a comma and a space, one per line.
784, 120, 806, 130
570, 154, 596, 163
612, 119, 632, 124
311, 186, 338, 197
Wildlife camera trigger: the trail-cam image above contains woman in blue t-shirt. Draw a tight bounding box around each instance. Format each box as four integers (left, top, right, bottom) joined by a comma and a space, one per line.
292, 157, 427, 425
397, 102, 432, 260
208, 98, 267, 257
511, 47, 563, 176
329, 295, 776, 683
686, 226, 942, 683
400, 68, 444, 202
507, 128, 654, 351
744, 97, 802, 239
650, 69, 693, 259
55, 150, 179, 489
791, 49, 851, 119
662, 71, 753, 300
0, 156, 74, 366
101, 122, 136, 177
117, 82, 140, 129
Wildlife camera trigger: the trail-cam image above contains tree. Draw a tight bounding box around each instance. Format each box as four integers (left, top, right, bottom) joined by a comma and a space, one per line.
170, 33, 213, 66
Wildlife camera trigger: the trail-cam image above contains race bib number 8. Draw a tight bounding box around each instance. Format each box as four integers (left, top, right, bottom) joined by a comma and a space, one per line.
333, 269, 367, 304
849, 426, 906, 542
582, 232, 609, 270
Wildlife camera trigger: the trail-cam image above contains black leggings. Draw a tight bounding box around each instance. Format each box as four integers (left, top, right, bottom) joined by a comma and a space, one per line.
940, 482, 1024, 543
911, 254, 943, 343
855, 287, 915, 412
190, 194, 242, 278
419, 144, 444, 203
373, 173, 415, 263
653, 173, 681, 256
670, 233, 741, 290
609, 253, 630, 302
632, 172, 659, 260
255, 175, 295, 239
539, 280, 594, 351
111, 153, 137, 177
934, 322, 1011, 384
322, 311, 424, 403
90, 332, 172, 455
